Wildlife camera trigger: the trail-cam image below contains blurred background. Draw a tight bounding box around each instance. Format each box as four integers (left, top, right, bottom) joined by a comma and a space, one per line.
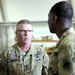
0, 0, 75, 54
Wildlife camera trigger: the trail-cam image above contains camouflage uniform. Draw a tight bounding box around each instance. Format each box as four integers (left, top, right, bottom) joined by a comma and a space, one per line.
48, 27, 75, 75
0, 44, 49, 75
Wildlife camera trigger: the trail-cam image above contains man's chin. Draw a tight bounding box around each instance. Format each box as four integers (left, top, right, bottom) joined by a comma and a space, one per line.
24, 41, 28, 44
23, 41, 31, 44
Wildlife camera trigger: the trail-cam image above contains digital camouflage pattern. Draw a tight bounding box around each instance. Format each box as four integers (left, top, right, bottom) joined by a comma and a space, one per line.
48, 27, 75, 75
0, 44, 49, 75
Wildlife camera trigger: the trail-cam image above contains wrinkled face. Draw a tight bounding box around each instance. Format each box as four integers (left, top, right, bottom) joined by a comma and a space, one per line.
16, 23, 33, 45
48, 12, 56, 33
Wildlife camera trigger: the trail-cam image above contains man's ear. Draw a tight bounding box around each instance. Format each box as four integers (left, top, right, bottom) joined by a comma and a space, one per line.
52, 14, 57, 23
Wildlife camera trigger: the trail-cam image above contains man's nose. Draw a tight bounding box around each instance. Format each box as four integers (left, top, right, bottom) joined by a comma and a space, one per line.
24, 31, 28, 36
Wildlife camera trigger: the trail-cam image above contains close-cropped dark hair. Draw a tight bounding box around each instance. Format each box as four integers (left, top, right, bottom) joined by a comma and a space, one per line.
17, 19, 31, 25
50, 1, 73, 20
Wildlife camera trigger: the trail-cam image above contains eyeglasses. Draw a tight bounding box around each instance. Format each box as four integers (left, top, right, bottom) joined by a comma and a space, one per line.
17, 30, 33, 33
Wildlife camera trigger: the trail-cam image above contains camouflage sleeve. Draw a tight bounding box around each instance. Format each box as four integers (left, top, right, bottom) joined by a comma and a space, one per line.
0, 50, 8, 75
48, 53, 56, 75
42, 48, 49, 75
58, 45, 74, 75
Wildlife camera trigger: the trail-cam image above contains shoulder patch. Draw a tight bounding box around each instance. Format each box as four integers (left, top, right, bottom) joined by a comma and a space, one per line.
62, 59, 71, 70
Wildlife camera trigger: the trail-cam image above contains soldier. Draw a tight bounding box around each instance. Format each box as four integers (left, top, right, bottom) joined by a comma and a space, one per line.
0, 19, 49, 75
48, 1, 75, 75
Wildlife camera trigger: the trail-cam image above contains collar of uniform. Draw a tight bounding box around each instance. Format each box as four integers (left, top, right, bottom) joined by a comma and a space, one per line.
18, 46, 26, 56
27, 44, 35, 56
11, 43, 26, 56
17, 44, 35, 56
61, 27, 74, 37
55, 27, 74, 48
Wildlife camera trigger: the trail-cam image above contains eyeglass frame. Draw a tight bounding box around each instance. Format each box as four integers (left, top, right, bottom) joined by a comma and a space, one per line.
16, 30, 33, 33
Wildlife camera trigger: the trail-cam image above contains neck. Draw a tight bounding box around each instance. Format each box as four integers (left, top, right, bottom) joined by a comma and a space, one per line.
56, 20, 71, 38
18, 43, 31, 52
56, 29, 65, 38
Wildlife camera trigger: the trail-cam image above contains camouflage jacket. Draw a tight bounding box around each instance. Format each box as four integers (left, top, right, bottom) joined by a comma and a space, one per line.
0, 44, 49, 75
48, 27, 75, 75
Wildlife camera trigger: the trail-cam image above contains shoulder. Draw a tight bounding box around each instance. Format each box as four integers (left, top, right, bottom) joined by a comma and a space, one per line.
1, 43, 18, 58
61, 31, 75, 45
32, 44, 46, 53
31, 44, 48, 58
8, 43, 18, 51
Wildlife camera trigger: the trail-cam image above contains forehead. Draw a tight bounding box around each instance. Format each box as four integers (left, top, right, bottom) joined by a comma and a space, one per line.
16, 23, 32, 30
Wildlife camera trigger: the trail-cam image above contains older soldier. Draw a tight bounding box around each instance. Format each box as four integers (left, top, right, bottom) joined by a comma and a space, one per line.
0, 19, 49, 75
48, 1, 75, 75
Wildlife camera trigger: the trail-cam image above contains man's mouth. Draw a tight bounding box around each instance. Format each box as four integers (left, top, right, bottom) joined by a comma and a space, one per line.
24, 38, 28, 40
